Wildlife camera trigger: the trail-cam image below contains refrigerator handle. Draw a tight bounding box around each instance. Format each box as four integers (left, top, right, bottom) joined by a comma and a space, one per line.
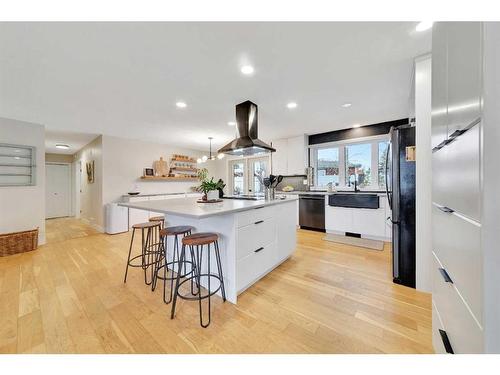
385, 140, 392, 210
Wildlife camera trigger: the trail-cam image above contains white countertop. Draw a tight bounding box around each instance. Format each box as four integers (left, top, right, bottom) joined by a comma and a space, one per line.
119, 196, 298, 219
278, 190, 387, 196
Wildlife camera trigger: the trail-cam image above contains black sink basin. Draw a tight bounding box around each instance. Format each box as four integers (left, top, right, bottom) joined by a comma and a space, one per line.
328, 193, 379, 209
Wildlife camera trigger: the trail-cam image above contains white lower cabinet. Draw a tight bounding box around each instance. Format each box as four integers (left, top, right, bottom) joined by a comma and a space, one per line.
325, 195, 389, 240
237, 241, 277, 292
235, 199, 297, 292
432, 252, 483, 353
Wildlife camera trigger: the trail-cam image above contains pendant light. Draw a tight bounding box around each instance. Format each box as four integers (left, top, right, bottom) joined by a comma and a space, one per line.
197, 137, 225, 163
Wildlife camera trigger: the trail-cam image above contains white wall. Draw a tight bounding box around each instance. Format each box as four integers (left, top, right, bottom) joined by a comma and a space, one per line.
482, 22, 500, 354
414, 55, 432, 292
0, 117, 46, 244
74, 136, 104, 231
101, 134, 209, 204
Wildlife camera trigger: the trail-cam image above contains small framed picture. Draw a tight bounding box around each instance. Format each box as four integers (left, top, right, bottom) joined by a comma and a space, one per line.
143, 168, 154, 177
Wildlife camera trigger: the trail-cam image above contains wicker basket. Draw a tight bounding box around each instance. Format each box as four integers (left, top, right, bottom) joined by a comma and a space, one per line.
0, 228, 39, 257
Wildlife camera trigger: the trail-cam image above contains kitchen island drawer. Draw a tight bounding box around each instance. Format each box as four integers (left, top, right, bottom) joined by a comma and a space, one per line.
236, 241, 277, 292
236, 217, 276, 260
432, 204, 482, 323
236, 205, 274, 228
432, 252, 483, 353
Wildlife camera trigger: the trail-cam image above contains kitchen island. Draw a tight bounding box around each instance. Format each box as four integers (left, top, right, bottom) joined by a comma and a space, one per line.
119, 196, 298, 304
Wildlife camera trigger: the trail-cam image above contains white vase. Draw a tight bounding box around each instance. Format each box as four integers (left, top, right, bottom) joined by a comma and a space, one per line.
207, 190, 219, 201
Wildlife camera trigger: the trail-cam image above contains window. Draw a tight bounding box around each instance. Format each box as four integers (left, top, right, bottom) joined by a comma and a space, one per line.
345, 143, 371, 188
310, 136, 389, 190
317, 147, 340, 186
378, 141, 389, 188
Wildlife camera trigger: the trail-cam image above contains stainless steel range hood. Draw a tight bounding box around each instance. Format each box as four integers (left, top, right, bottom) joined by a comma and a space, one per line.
218, 100, 276, 156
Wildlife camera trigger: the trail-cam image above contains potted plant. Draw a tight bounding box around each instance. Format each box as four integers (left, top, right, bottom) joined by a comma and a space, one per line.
197, 168, 224, 201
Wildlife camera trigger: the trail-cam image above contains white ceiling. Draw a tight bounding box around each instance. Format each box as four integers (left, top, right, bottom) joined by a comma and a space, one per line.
45, 130, 98, 154
0, 22, 431, 152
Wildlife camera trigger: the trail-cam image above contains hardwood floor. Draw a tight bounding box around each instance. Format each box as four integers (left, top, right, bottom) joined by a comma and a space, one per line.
0, 218, 433, 353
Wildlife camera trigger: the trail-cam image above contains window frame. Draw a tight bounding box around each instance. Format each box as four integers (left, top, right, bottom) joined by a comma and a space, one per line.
309, 134, 390, 191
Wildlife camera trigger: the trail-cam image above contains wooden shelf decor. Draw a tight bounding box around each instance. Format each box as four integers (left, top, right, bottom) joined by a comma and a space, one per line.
140, 176, 199, 181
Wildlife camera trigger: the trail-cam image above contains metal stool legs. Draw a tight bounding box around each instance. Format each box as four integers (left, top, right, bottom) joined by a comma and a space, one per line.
152, 230, 194, 304
170, 239, 226, 328
123, 223, 162, 285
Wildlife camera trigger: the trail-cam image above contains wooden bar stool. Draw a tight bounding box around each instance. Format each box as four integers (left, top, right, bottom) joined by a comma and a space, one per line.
170, 232, 226, 328
152, 225, 195, 303
149, 216, 165, 263
123, 221, 162, 286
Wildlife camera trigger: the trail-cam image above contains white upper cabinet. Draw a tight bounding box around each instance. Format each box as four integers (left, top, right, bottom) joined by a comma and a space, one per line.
271, 135, 307, 175
270, 138, 288, 175
431, 22, 449, 149
447, 22, 482, 136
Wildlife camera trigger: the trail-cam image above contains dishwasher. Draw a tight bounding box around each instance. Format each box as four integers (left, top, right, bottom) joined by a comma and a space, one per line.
299, 194, 325, 231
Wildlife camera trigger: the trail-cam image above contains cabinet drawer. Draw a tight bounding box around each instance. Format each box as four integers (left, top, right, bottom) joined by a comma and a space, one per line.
236, 217, 276, 260
432, 205, 482, 323
432, 146, 448, 207
236, 205, 273, 228
442, 123, 481, 221
236, 241, 277, 292
431, 253, 483, 353
432, 301, 447, 354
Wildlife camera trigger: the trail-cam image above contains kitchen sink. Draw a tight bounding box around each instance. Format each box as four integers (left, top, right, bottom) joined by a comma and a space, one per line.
328, 193, 379, 209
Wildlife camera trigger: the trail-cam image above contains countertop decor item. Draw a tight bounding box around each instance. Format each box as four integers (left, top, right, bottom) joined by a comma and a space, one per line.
197, 168, 224, 201
282, 185, 294, 192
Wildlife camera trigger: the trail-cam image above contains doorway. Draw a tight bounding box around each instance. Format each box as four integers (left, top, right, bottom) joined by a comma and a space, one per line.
228, 156, 270, 195
45, 163, 71, 218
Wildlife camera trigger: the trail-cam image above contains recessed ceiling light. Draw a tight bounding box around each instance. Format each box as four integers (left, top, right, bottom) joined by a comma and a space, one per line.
227, 121, 236, 126
287, 102, 298, 109
352, 124, 361, 128
341, 103, 352, 108
176, 101, 187, 108
240, 65, 255, 75
14, 156, 21, 160
55, 144, 70, 149
416, 21, 433, 32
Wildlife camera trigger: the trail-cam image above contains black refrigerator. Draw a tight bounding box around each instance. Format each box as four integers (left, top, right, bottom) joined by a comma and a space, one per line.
385, 124, 416, 288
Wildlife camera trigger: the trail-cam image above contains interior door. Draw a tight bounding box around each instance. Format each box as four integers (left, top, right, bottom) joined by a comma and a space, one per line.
46, 163, 71, 218
248, 157, 269, 194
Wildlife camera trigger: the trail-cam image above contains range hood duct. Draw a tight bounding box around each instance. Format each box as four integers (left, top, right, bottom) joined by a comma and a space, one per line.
218, 100, 276, 156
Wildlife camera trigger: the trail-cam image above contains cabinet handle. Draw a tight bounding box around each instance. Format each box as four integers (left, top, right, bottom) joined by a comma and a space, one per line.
439, 329, 455, 354
254, 206, 264, 210
437, 206, 454, 214
439, 268, 454, 283
254, 247, 264, 253
254, 220, 264, 225
449, 129, 466, 139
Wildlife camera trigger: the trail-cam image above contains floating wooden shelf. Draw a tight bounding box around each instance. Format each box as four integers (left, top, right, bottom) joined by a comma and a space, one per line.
170, 167, 198, 172
171, 157, 197, 163
140, 176, 199, 181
